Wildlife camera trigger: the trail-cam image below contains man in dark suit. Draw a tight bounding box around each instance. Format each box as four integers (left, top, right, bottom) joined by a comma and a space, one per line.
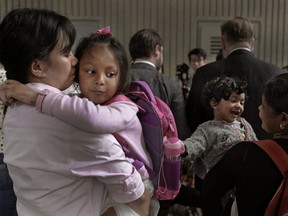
129, 29, 191, 140
186, 16, 283, 140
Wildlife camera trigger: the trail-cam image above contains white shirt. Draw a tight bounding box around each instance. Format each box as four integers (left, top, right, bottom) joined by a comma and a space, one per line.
228, 47, 251, 56
3, 83, 144, 216
133, 60, 156, 68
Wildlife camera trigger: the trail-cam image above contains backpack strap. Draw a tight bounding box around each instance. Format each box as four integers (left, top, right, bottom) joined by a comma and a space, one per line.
106, 93, 157, 179
130, 81, 157, 104
105, 93, 146, 113
254, 140, 288, 216
113, 133, 157, 179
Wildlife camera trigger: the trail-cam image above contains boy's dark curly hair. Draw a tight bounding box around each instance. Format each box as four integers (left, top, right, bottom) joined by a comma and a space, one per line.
201, 76, 248, 117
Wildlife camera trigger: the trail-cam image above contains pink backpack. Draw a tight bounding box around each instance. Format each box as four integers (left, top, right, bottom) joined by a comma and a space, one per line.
111, 81, 183, 200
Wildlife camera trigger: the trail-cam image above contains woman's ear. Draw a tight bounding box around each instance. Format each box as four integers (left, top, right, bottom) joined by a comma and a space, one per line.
154, 44, 161, 57
30, 60, 46, 78
210, 98, 218, 110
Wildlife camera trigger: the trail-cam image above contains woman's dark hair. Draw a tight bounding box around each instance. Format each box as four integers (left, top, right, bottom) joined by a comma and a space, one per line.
263, 73, 288, 114
202, 76, 248, 116
0, 8, 76, 83
74, 33, 130, 94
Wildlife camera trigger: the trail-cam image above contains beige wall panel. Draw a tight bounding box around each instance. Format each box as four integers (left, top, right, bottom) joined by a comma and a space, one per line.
0, 0, 287, 78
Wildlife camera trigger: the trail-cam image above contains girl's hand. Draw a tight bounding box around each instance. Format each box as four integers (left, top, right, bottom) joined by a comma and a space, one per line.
0, 80, 39, 105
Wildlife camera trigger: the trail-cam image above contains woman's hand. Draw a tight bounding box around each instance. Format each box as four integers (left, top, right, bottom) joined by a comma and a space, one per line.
0, 80, 39, 105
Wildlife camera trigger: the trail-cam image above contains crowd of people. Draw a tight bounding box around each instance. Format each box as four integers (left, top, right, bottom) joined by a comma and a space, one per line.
0, 8, 287, 216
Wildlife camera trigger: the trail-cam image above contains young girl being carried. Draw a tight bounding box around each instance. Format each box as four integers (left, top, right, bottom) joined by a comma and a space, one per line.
183, 76, 257, 179
0, 27, 158, 216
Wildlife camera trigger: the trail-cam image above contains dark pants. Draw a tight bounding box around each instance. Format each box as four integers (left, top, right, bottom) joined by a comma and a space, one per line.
0, 153, 17, 216
157, 185, 201, 216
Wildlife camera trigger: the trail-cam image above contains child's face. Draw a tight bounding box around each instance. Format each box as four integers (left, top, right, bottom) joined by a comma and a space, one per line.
189, 54, 205, 71
78, 44, 120, 104
212, 92, 245, 123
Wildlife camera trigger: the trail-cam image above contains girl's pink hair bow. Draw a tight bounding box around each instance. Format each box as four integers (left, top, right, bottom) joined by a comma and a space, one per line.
95, 26, 112, 35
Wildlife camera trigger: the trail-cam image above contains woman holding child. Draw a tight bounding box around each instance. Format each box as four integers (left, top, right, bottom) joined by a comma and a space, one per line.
0, 8, 149, 216
201, 73, 288, 216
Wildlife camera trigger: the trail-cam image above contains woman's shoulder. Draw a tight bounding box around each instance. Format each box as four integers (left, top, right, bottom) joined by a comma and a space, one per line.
216, 141, 256, 164
27, 83, 62, 93
226, 140, 268, 159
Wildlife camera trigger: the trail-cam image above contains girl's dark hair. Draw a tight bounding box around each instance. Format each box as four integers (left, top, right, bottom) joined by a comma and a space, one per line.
202, 76, 248, 116
0, 8, 76, 83
263, 73, 288, 114
74, 33, 130, 94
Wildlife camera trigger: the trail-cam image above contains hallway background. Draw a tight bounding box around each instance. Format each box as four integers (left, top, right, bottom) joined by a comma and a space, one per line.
0, 0, 287, 78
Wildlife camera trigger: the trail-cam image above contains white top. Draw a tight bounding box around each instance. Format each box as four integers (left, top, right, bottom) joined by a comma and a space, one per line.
0, 66, 6, 153
3, 83, 144, 216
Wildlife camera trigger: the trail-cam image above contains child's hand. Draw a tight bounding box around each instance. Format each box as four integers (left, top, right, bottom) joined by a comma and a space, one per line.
181, 143, 188, 158
0, 80, 16, 105
0, 80, 39, 105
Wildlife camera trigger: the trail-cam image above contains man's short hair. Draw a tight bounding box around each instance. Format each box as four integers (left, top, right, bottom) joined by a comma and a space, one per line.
129, 29, 163, 60
220, 16, 255, 44
188, 48, 207, 61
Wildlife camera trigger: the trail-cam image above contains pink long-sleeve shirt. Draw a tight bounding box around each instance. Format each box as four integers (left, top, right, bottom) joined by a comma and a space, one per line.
3, 83, 144, 216
36, 89, 153, 179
